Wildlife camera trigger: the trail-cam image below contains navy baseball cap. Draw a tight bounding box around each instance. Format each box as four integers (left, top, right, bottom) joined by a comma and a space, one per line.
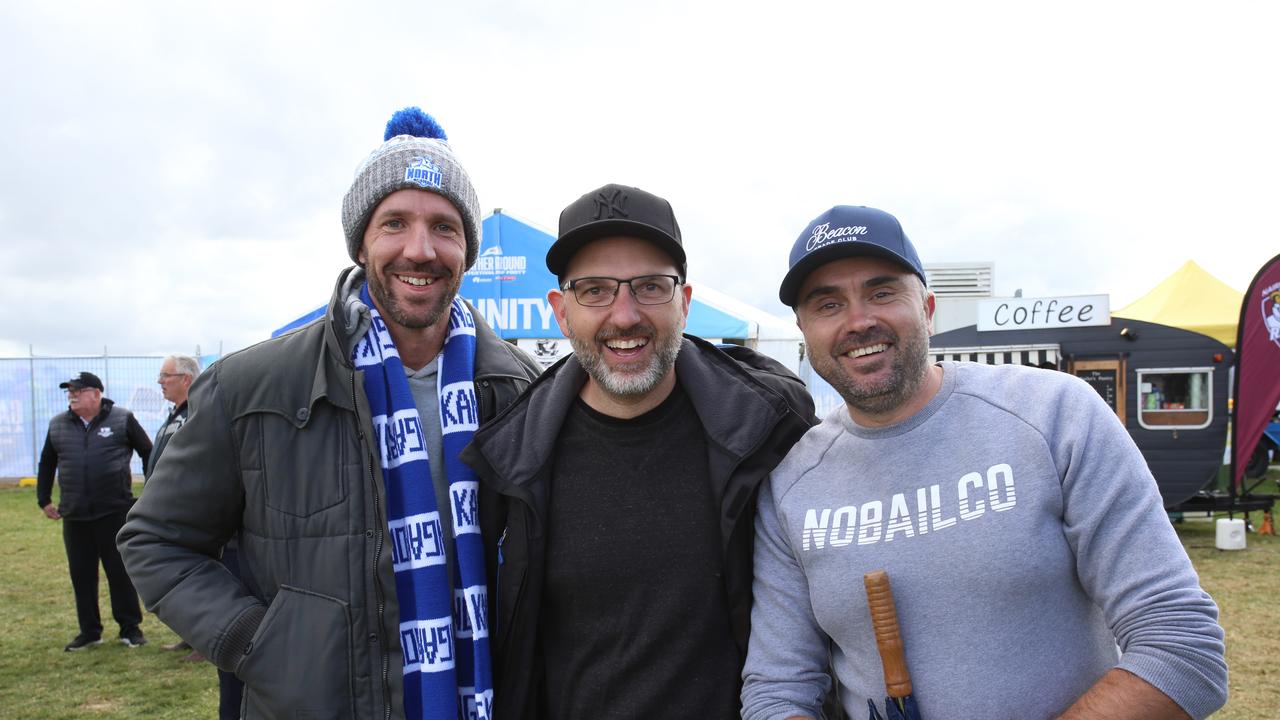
548, 183, 687, 280
778, 205, 926, 307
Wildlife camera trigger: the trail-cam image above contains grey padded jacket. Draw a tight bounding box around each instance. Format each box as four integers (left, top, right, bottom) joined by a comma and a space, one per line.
119, 267, 540, 720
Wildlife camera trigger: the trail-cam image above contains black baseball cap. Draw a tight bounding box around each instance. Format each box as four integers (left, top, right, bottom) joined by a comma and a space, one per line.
779, 205, 926, 307
59, 371, 104, 391
547, 183, 687, 280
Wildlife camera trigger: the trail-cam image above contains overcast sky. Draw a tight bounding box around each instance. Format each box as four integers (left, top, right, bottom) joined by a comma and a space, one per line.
2, 1, 1276, 357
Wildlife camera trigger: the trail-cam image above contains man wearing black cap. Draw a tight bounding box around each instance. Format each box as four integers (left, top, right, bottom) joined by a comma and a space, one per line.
740, 207, 1228, 719
461, 183, 818, 719
37, 371, 152, 652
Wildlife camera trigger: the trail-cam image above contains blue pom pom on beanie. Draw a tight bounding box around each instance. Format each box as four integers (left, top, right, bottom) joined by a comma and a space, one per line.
384, 107, 448, 142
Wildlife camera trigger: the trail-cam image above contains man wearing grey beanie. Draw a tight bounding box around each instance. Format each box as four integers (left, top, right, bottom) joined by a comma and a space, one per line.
121, 107, 540, 719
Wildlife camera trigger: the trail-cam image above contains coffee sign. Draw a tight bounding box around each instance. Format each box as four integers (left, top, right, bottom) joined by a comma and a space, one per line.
977, 295, 1110, 332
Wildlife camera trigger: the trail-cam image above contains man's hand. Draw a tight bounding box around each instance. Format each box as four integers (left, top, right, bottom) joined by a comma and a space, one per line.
42, 504, 61, 520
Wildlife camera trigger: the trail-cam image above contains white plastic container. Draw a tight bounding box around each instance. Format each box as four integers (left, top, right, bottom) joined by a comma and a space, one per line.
1215, 518, 1246, 551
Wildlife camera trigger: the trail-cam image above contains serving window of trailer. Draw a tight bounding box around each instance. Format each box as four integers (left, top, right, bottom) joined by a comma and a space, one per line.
1136, 367, 1213, 430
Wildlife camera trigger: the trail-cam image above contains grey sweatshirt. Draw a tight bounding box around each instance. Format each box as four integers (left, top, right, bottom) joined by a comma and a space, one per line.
741, 361, 1227, 720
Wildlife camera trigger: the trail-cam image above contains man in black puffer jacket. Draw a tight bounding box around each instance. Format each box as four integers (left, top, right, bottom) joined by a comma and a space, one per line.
38, 370, 152, 652
462, 184, 820, 719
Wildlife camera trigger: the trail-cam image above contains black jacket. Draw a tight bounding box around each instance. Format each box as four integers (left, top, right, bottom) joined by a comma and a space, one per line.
37, 398, 152, 520
145, 400, 188, 480
461, 335, 819, 718
120, 267, 541, 720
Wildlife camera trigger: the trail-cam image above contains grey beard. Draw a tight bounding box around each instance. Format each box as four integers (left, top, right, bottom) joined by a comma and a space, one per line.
572, 331, 683, 398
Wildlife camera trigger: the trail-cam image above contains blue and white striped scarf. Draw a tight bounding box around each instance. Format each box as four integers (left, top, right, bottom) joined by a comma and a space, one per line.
352, 286, 493, 720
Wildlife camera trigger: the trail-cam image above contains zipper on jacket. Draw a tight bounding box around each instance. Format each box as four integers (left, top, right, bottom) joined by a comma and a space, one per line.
352, 372, 393, 720
476, 379, 493, 421
495, 526, 507, 637
495, 497, 533, 665
81, 421, 90, 501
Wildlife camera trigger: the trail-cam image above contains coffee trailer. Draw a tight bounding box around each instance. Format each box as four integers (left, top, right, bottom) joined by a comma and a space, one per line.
929, 316, 1234, 510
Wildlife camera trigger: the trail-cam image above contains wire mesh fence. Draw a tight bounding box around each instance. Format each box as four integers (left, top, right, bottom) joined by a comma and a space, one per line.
0, 356, 197, 477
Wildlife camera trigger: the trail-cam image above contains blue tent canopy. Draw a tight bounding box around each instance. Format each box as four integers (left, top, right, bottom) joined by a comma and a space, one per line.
464, 212, 749, 339
273, 211, 751, 340
272, 306, 325, 337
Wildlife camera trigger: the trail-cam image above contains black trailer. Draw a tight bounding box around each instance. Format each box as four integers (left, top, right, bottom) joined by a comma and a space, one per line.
929, 318, 1242, 511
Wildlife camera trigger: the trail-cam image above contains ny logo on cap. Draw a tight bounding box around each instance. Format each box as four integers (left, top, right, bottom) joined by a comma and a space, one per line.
405, 157, 443, 189
591, 188, 628, 220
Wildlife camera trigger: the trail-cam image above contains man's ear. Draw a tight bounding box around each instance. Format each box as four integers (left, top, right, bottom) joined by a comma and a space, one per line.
678, 281, 693, 329
548, 288, 571, 337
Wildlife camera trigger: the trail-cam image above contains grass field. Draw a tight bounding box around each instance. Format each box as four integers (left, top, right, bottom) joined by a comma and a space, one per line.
1176, 508, 1280, 718
0, 486, 220, 718
1, 484, 1277, 718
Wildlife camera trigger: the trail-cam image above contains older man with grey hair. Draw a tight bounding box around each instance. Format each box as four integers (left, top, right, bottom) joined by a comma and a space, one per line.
39, 371, 152, 652
148, 354, 198, 481
150, 355, 196, 644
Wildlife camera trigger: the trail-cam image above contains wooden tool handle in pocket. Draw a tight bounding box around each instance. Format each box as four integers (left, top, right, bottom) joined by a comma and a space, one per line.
864, 570, 913, 699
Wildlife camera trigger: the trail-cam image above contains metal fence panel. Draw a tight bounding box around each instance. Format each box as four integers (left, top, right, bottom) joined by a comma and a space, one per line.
0, 359, 36, 477
2, 356, 172, 477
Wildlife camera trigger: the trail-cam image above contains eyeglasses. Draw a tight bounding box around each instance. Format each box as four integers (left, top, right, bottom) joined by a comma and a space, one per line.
64, 388, 94, 396
562, 275, 682, 307
157, 373, 187, 381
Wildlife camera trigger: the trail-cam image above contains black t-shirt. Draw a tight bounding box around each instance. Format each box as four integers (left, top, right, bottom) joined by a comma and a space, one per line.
540, 385, 741, 719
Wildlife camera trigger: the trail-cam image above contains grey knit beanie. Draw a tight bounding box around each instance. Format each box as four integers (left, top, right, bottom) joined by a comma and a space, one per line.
341, 108, 482, 269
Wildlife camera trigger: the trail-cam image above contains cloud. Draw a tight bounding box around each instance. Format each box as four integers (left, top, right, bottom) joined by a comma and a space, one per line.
1, 1, 1277, 357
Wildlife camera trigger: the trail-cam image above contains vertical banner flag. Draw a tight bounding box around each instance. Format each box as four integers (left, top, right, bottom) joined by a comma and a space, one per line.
1232, 253, 1280, 488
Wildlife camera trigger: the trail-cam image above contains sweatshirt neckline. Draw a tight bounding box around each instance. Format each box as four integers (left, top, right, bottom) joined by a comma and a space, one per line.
837, 361, 956, 439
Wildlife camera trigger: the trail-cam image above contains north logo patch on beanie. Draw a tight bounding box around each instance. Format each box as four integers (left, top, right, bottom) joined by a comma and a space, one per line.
406, 156, 443, 189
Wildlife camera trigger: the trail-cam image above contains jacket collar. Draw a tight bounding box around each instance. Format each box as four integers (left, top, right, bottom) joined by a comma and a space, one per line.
66, 397, 114, 426
305, 266, 530, 414
468, 353, 586, 491
468, 335, 790, 493
673, 335, 793, 458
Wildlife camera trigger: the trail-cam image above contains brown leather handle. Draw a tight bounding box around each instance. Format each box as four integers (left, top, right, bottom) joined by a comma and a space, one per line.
864, 570, 913, 699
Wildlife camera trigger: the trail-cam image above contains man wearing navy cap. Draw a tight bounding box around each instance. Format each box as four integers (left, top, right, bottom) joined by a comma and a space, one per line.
740, 207, 1229, 719
38, 371, 152, 651
462, 183, 818, 719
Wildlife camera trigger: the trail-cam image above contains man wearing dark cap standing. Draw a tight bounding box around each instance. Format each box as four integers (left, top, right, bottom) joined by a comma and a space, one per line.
740, 206, 1229, 719
38, 371, 152, 651
120, 108, 539, 720
461, 183, 818, 719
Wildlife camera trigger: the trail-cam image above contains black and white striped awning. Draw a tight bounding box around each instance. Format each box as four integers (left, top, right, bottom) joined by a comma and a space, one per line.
930, 344, 1061, 368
